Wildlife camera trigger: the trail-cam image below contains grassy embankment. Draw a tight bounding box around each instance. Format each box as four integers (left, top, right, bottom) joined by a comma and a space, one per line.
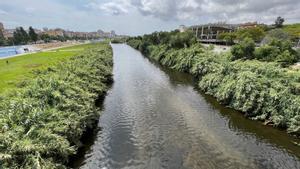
283, 23, 300, 38
127, 36, 300, 136
0, 43, 99, 93
0, 42, 113, 168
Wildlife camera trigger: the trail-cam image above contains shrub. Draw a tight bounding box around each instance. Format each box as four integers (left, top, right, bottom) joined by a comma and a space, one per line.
276, 50, 297, 65
254, 45, 280, 61
0, 43, 113, 168
297, 48, 300, 60
169, 31, 196, 48
111, 38, 126, 43
236, 27, 266, 42
138, 41, 150, 55
231, 44, 244, 60
126, 39, 142, 49
218, 32, 236, 45
231, 37, 255, 60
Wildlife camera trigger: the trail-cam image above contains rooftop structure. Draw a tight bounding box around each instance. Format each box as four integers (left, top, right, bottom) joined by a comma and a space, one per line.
188, 21, 263, 44
238, 22, 258, 29
190, 23, 237, 43
43, 28, 65, 36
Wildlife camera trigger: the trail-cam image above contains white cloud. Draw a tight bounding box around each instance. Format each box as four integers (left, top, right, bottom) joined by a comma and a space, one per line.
87, 0, 132, 15
93, 0, 300, 24
0, 0, 299, 35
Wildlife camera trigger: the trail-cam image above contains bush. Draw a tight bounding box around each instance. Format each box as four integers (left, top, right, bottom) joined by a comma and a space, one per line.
236, 27, 266, 42
169, 31, 196, 48
254, 45, 280, 61
231, 37, 255, 60
138, 41, 150, 55
111, 38, 126, 43
231, 44, 244, 60
0, 43, 113, 168
218, 32, 236, 45
297, 48, 300, 60
253, 39, 298, 64
276, 50, 297, 64
126, 39, 142, 49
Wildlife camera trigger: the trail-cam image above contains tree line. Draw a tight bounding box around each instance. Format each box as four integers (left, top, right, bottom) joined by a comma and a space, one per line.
0, 26, 38, 46
0, 26, 95, 46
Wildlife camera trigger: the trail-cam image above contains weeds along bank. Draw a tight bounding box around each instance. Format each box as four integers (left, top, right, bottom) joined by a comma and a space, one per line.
127, 37, 300, 137
0, 43, 113, 168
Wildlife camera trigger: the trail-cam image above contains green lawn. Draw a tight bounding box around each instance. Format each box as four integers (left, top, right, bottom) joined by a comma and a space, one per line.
0, 43, 100, 93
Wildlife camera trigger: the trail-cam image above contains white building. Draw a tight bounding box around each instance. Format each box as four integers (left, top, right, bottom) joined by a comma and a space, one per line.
179, 25, 187, 32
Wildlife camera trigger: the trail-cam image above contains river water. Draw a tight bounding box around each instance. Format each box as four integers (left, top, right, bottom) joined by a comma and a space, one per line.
74, 44, 300, 169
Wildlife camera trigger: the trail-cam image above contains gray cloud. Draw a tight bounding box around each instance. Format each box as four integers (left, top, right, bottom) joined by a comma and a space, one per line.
97, 0, 300, 23
1, 0, 299, 36
87, 0, 132, 16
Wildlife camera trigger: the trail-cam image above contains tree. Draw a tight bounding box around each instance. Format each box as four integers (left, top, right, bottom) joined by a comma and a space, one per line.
254, 45, 280, 61
0, 29, 6, 46
40, 34, 51, 43
275, 16, 285, 28
236, 27, 265, 42
29, 26, 38, 43
13, 27, 29, 45
169, 31, 196, 48
218, 32, 236, 45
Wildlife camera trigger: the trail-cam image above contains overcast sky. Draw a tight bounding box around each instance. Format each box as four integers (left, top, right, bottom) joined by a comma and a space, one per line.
0, 0, 299, 35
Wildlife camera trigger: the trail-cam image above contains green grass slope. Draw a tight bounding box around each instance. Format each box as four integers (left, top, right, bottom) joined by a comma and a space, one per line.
0, 43, 99, 92
0, 42, 113, 168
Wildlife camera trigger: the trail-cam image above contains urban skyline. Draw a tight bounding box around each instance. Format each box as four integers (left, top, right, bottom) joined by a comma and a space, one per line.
0, 0, 299, 35
0, 21, 119, 39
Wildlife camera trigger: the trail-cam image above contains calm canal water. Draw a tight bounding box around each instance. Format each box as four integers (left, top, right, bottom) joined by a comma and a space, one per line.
74, 44, 300, 169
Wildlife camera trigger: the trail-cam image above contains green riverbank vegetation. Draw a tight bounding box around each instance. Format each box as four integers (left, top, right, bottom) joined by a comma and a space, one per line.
127, 30, 300, 136
0, 42, 113, 168
110, 38, 127, 44
0, 43, 100, 92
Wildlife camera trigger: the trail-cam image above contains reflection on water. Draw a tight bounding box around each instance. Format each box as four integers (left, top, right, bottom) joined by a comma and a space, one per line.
74, 44, 300, 169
